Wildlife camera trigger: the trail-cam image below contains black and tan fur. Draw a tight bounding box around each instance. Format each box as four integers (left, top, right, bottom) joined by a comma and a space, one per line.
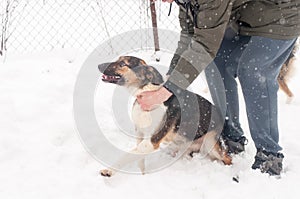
98, 56, 232, 177
278, 41, 298, 102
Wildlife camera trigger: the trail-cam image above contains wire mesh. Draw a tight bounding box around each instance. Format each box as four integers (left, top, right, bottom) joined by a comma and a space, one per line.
0, 0, 180, 53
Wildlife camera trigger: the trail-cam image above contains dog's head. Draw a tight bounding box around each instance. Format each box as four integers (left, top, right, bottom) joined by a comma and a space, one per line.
98, 56, 164, 88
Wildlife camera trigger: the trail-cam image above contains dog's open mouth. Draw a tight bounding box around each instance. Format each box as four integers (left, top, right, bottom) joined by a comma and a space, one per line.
101, 74, 121, 83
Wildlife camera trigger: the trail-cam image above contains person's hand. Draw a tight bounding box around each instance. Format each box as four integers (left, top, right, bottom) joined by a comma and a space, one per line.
137, 87, 173, 111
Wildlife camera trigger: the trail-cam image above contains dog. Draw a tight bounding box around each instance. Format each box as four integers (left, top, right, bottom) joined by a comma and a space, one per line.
278, 41, 298, 102
98, 56, 232, 177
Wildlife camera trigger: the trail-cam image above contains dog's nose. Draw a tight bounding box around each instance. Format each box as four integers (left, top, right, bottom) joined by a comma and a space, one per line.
98, 63, 111, 72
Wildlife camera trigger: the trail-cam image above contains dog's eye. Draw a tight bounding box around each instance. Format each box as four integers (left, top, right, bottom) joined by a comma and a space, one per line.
119, 61, 127, 67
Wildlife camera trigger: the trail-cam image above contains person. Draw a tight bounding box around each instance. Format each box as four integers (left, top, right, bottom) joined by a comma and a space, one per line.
137, 0, 300, 175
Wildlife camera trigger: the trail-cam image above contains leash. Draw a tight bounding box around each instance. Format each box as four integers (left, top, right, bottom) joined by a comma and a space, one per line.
168, 2, 172, 16
168, 0, 200, 28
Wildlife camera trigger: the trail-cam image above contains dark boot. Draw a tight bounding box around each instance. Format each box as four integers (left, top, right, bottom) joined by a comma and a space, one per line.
226, 136, 248, 154
252, 149, 284, 176
221, 124, 248, 154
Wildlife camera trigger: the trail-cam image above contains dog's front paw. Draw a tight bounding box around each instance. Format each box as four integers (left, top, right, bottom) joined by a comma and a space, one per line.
100, 169, 113, 177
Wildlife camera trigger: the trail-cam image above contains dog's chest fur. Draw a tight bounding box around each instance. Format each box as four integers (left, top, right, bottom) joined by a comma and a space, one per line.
132, 102, 167, 136
131, 84, 167, 136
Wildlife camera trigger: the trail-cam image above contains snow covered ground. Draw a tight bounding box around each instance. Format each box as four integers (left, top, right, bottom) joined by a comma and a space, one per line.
0, 49, 300, 199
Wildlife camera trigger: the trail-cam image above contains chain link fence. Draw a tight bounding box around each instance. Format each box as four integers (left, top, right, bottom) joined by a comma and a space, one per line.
1, 0, 181, 54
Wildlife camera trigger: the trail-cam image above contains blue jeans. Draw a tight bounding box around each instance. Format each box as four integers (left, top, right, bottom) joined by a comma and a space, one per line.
205, 28, 296, 153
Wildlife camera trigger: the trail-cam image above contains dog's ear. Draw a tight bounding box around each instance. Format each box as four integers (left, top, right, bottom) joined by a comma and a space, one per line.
147, 66, 164, 85
133, 65, 164, 87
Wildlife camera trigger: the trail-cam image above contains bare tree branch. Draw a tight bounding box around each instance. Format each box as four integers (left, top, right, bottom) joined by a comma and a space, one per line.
91, 0, 114, 54
1, 0, 27, 56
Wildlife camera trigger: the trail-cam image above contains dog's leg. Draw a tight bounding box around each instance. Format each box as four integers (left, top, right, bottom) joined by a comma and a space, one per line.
100, 148, 143, 177
137, 139, 163, 174
212, 141, 232, 165
100, 148, 141, 177
278, 61, 294, 103
136, 130, 146, 175
151, 120, 176, 149
278, 74, 294, 98
199, 131, 232, 165
278, 78, 294, 103
138, 158, 146, 175
106, 128, 147, 176
100, 140, 156, 177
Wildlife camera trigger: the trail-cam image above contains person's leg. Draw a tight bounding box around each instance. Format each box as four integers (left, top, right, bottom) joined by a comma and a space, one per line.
205, 28, 250, 152
220, 35, 251, 141
237, 36, 296, 175
238, 36, 295, 153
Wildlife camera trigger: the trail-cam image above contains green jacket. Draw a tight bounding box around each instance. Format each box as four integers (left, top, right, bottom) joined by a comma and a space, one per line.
165, 0, 300, 93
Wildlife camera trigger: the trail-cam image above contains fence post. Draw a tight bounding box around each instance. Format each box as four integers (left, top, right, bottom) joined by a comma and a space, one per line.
149, 0, 160, 61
